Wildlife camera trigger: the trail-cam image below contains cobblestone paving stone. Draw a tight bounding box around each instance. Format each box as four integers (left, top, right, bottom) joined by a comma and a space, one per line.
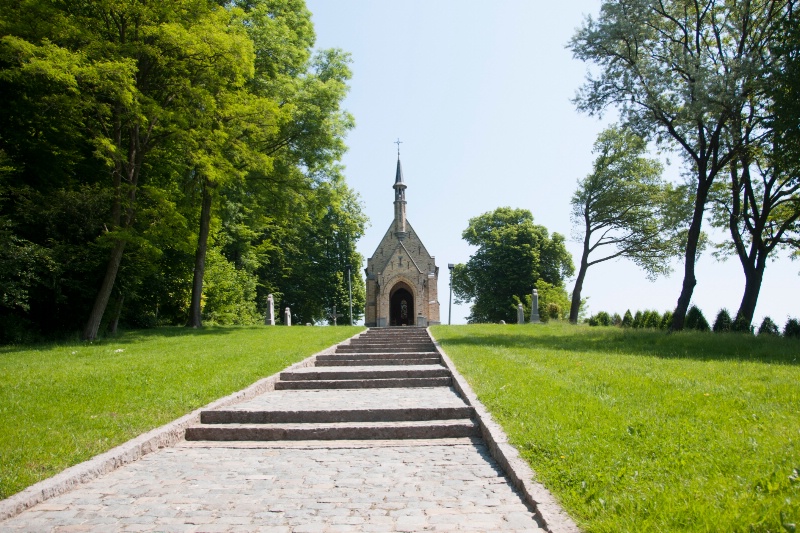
3, 439, 543, 532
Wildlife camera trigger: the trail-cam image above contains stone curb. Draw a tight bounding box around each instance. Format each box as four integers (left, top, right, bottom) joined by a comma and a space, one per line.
429, 328, 582, 533
0, 329, 364, 522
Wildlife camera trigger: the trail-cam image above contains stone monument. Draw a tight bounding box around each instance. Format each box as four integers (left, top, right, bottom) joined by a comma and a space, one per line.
266, 294, 275, 326
530, 289, 541, 323
517, 303, 525, 324
284, 307, 291, 326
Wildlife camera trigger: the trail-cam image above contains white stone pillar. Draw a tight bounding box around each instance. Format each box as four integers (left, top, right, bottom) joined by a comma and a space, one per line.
284, 307, 291, 326
266, 294, 275, 326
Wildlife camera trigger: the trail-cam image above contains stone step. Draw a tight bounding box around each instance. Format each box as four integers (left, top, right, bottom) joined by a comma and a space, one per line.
200, 406, 475, 424
317, 352, 438, 361
339, 338, 434, 342
274, 376, 451, 390
342, 342, 435, 349
214, 388, 471, 414
280, 366, 449, 381
336, 345, 435, 353
354, 338, 432, 343
317, 358, 441, 366
185, 419, 479, 441
349, 334, 431, 339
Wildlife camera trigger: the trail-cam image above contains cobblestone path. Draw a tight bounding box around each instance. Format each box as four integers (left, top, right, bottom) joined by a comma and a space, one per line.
1, 328, 550, 532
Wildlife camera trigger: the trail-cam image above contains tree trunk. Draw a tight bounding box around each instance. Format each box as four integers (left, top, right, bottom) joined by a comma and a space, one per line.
187, 178, 213, 328
82, 120, 141, 341
569, 241, 591, 324
83, 239, 126, 340
736, 252, 766, 328
670, 179, 711, 332
109, 293, 125, 335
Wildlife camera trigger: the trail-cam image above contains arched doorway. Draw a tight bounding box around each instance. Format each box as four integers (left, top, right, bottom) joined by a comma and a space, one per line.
389, 283, 415, 326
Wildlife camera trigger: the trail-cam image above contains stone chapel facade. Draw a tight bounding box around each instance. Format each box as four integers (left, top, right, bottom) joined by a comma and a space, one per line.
364, 158, 440, 327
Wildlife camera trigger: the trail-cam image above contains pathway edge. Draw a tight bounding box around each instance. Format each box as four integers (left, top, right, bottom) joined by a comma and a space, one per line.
429, 327, 581, 533
0, 329, 364, 522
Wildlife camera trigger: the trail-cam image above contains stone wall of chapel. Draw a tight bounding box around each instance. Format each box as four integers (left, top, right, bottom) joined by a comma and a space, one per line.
364, 218, 440, 326
365, 277, 378, 325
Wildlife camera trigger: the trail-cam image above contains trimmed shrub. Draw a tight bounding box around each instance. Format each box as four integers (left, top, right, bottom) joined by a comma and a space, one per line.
713, 309, 732, 333
621, 310, 633, 328
546, 302, 562, 321
757, 316, 780, 336
660, 311, 673, 330
731, 312, 752, 334
784, 318, 800, 338
685, 305, 710, 332
643, 310, 660, 329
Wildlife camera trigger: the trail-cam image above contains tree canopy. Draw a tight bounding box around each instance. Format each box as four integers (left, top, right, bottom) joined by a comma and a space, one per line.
570, 0, 794, 330
569, 126, 684, 323
0, 0, 365, 342
452, 207, 574, 324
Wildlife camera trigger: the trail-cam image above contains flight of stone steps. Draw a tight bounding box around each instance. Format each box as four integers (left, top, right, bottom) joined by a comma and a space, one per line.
185, 327, 479, 442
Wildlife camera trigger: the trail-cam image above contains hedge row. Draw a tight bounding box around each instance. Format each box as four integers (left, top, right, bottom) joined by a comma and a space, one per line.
587, 307, 800, 338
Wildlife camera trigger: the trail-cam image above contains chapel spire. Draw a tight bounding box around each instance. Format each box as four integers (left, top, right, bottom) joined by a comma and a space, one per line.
393, 154, 407, 236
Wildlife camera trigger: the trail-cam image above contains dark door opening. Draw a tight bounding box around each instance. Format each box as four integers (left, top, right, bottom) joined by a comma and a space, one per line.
390, 288, 414, 326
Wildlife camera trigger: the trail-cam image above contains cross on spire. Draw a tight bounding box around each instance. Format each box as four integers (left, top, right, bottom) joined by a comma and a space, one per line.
394, 138, 403, 157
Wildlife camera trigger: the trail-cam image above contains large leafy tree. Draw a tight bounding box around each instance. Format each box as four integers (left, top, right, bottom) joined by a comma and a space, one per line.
570, 126, 684, 323
452, 207, 574, 324
184, 0, 355, 328
0, 0, 364, 341
0, 0, 257, 340
570, 0, 792, 330
273, 176, 367, 325
708, 6, 800, 328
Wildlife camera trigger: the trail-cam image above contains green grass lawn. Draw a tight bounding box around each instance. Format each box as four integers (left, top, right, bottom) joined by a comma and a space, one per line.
0, 325, 363, 499
431, 322, 800, 533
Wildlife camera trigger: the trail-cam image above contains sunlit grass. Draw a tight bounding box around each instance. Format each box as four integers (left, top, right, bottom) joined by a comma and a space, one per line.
0, 325, 363, 499
432, 322, 800, 533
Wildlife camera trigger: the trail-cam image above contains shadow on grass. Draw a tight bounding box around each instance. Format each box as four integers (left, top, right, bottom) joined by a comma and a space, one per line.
435, 326, 800, 366
0, 325, 247, 354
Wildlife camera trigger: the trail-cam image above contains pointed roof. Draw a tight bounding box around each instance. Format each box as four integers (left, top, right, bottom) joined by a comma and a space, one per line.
394, 157, 405, 186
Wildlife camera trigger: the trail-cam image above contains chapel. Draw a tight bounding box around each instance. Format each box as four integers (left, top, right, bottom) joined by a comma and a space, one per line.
364, 157, 440, 327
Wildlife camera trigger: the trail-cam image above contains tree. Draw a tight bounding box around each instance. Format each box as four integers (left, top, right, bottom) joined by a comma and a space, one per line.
184, 0, 355, 328
771, 6, 800, 261
452, 207, 574, 324
252, 171, 366, 325
0, 0, 363, 340
708, 6, 800, 329
570, 0, 792, 330
569, 125, 683, 323
0, 0, 260, 340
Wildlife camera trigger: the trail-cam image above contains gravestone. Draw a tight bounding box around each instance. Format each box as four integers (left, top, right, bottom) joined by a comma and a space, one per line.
284, 307, 291, 326
517, 303, 525, 324
266, 294, 275, 326
530, 289, 541, 323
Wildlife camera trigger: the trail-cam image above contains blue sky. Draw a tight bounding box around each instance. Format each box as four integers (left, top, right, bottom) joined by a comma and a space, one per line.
306, 0, 799, 326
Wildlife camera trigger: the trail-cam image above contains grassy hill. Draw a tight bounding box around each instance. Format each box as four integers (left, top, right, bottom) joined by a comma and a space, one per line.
0, 326, 363, 499
431, 322, 800, 533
